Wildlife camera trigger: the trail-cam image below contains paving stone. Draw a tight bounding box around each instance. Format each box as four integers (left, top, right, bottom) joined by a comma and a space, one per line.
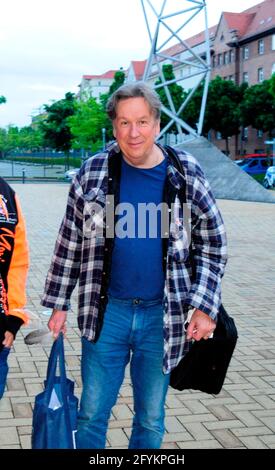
6, 378, 26, 392
232, 426, 273, 437
0, 427, 19, 445
165, 416, 186, 433
107, 428, 129, 447
211, 430, 244, 448
205, 419, 244, 431
12, 403, 33, 419
112, 404, 133, 420
207, 405, 236, 420
178, 439, 223, 449
238, 436, 269, 449
184, 422, 214, 440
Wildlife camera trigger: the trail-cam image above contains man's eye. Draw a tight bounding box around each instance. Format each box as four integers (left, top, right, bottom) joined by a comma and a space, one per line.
139, 120, 147, 126
121, 121, 128, 126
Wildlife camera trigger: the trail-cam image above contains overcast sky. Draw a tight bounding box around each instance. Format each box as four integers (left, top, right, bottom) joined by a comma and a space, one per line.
0, 0, 261, 128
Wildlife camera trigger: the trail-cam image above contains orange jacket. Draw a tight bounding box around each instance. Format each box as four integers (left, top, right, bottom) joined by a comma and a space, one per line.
0, 178, 29, 334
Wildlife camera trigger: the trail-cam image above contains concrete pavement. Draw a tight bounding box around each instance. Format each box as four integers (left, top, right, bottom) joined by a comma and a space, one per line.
0, 183, 274, 449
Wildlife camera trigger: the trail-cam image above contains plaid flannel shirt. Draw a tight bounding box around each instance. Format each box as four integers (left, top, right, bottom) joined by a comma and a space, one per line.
41, 144, 227, 373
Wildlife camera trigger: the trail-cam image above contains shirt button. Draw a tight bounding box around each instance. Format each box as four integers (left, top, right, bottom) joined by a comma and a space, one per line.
134, 299, 140, 305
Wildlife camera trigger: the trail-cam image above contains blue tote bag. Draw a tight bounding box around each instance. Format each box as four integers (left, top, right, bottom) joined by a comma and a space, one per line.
32, 333, 79, 449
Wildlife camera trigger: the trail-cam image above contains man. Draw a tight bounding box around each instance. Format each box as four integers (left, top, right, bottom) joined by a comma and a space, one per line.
41, 82, 227, 449
0, 178, 29, 398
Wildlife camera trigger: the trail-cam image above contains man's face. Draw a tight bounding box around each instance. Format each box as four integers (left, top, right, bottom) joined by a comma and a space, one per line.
113, 97, 160, 166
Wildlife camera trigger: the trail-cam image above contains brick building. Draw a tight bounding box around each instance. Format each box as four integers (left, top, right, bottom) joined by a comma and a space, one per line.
210, 0, 275, 157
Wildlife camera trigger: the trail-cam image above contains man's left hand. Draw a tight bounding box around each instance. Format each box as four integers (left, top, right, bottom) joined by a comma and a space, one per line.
2, 331, 15, 348
186, 309, 216, 341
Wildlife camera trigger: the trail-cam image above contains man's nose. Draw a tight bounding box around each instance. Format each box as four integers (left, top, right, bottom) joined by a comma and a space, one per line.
129, 124, 140, 137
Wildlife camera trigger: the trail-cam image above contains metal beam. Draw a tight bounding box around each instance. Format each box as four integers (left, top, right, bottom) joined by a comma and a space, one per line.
140, 0, 210, 139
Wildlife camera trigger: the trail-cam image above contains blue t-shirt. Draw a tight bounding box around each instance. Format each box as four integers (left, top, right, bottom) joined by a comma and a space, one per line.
108, 156, 167, 300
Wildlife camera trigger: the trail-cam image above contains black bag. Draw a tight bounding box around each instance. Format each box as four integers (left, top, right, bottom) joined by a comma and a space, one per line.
170, 304, 238, 394
164, 145, 238, 394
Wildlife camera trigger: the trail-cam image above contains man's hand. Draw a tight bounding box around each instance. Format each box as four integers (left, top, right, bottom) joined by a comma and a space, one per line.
48, 309, 67, 339
2, 331, 14, 348
186, 309, 216, 341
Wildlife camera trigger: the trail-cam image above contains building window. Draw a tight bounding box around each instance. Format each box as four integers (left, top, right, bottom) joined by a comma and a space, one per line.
212, 55, 216, 68
224, 51, 229, 65
272, 34, 275, 50
216, 132, 222, 140
243, 72, 249, 83
229, 49, 234, 62
258, 39, 264, 55
272, 63, 275, 75
243, 127, 249, 141
218, 54, 222, 66
257, 130, 263, 138
258, 68, 264, 82
229, 75, 235, 82
242, 46, 249, 60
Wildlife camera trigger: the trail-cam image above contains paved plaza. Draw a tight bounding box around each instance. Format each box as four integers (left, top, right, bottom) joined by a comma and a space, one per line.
0, 182, 274, 449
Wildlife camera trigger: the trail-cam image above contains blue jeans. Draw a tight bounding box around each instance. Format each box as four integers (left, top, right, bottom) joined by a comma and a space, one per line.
76, 296, 170, 449
0, 347, 10, 399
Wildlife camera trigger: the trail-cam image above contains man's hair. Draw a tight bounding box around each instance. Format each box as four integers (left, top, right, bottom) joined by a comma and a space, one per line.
106, 82, 162, 121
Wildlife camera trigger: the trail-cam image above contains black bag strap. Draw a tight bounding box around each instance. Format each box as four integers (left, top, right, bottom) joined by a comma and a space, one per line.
164, 145, 187, 202
164, 145, 195, 274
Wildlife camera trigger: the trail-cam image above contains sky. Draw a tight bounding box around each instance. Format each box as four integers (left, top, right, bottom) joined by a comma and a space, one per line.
0, 0, 262, 128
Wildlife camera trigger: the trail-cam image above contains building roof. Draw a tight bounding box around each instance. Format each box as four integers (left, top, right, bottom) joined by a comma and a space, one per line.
223, 12, 256, 37
83, 70, 118, 80
129, 60, 147, 80
222, 0, 275, 41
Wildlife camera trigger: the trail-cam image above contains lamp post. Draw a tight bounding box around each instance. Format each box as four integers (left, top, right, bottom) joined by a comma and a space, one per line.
102, 128, 106, 151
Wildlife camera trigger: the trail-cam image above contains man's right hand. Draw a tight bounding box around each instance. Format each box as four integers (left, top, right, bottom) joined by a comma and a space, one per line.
48, 309, 67, 338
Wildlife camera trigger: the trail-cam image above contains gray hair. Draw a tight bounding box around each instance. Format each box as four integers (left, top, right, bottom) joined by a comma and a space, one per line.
106, 82, 162, 121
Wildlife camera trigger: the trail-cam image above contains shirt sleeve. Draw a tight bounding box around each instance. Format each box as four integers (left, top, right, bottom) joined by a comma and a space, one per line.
185, 173, 228, 320
41, 177, 83, 311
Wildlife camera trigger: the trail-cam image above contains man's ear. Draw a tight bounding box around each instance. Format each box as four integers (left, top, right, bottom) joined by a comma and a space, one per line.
113, 126, 116, 138
155, 119, 160, 137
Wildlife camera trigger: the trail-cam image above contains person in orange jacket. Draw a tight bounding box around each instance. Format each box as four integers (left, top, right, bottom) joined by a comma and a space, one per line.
0, 177, 29, 398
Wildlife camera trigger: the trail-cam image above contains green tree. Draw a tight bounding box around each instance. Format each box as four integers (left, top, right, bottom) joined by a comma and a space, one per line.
269, 73, 275, 99
40, 92, 76, 169
181, 83, 204, 131
0, 96, 6, 105
205, 77, 245, 154
0, 126, 20, 158
155, 64, 184, 132
17, 126, 43, 151
68, 97, 105, 153
240, 79, 275, 138
183, 77, 246, 154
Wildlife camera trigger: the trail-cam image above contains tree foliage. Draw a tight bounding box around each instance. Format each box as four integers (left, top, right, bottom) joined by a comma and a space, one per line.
240, 79, 275, 136
68, 97, 105, 151
183, 76, 247, 153
40, 92, 76, 151
0, 96, 6, 105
